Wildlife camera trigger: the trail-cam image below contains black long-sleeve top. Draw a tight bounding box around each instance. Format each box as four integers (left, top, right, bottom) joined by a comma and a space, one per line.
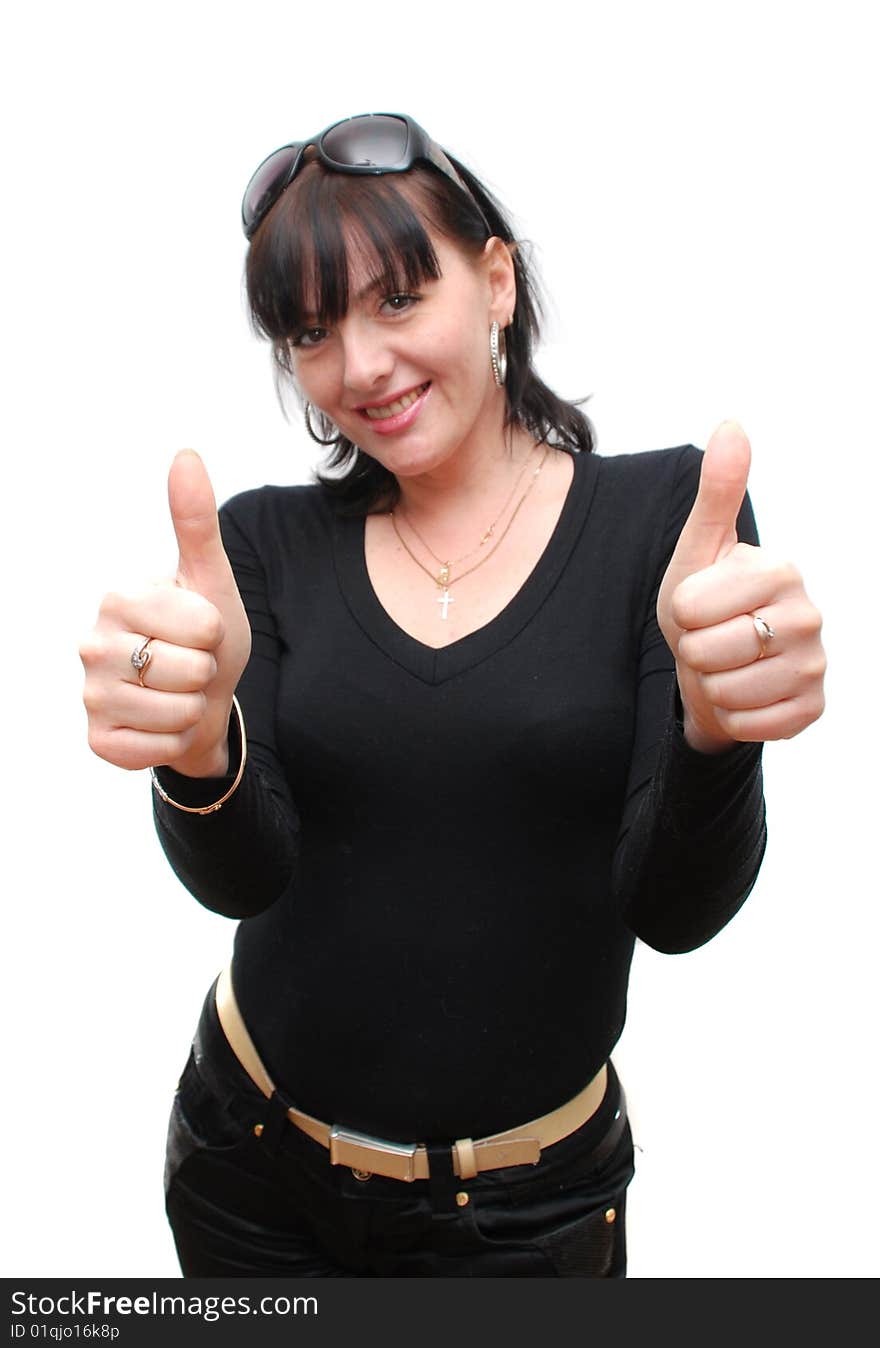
154, 444, 766, 1141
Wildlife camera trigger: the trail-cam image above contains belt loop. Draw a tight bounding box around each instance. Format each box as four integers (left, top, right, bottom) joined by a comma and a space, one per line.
454, 1136, 479, 1181
258, 1089, 294, 1156
425, 1143, 459, 1213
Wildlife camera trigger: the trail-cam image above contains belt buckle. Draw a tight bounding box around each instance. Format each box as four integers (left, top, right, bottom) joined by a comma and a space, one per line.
329, 1126, 419, 1182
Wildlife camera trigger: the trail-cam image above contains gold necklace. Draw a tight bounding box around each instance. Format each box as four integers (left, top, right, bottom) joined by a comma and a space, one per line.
389, 444, 551, 620
396, 444, 541, 571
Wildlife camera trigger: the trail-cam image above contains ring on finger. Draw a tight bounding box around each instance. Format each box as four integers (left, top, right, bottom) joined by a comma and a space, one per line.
751, 613, 776, 661
130, 636, 155, 688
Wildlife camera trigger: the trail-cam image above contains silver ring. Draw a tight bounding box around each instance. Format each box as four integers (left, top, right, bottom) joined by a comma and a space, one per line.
130, 636, 154, 687
751, 614, 776, 660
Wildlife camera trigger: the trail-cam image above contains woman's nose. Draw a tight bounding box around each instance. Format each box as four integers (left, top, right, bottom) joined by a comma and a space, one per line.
339, 321, 394, 394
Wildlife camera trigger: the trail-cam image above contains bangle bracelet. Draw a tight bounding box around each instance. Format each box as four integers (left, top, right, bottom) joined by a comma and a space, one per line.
150, 696, 247, 815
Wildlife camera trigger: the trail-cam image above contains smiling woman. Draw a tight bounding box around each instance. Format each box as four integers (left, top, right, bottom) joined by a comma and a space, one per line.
79, 112, 826, 1278
244, 126, 593, 516
293, 233, 511, 478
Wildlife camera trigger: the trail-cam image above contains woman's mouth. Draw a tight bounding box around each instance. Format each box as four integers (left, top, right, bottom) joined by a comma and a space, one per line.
359, 382, 431, 433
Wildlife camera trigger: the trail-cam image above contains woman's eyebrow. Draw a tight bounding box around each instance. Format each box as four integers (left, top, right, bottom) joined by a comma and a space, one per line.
351, 276, 389, 305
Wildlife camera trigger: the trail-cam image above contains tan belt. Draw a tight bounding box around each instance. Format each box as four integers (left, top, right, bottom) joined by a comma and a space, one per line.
215, 965, 609, 1183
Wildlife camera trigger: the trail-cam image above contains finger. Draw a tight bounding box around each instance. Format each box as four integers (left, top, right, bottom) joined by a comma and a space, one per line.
85, 683, 208, 735
119, 637, 218, 692
678, 609, 784, 673
672, 551, 802, 632
100, 586, 225, 652
698, 657, 796, 712
713, 693, 826, 743
670, 421, 751, 574
168, 450, 237, 598
86, 724, 204, 773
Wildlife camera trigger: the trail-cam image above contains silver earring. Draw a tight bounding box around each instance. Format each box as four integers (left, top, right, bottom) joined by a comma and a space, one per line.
304, 401, 341, 446
489, 321, 507, 388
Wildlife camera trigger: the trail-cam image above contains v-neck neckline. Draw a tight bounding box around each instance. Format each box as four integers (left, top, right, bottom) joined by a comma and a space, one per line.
331, 449, 599, 685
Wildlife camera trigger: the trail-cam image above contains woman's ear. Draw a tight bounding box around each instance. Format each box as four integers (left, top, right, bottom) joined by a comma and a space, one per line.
483, 236, 517, 326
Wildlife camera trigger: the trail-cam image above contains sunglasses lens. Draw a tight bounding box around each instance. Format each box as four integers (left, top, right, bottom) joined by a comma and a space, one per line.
320, 115, 410, 169
242, 144, 301, 236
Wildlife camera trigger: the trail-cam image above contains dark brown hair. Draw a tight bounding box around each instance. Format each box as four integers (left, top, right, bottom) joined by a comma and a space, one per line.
245, 150, 594, 513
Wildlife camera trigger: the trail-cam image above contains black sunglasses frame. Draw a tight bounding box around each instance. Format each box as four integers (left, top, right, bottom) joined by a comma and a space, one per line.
241, 113, 486, 241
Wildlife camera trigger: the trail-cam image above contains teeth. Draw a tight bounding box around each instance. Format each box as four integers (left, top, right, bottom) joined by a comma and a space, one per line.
364, 383, 428, 420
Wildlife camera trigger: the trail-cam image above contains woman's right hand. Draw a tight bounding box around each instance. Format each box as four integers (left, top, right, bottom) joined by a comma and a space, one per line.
80, 450, 252, 778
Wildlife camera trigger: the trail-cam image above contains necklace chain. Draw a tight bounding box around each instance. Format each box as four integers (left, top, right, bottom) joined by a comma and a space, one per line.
389, 445, 551, 615
395, 444, 541, 572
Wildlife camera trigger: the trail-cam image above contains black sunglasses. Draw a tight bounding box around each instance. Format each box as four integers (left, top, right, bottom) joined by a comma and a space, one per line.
241, 112, 485, 240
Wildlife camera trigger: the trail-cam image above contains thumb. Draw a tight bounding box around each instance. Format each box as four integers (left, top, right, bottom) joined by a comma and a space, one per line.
168, 449, 235, 595
671, 420, 751, 573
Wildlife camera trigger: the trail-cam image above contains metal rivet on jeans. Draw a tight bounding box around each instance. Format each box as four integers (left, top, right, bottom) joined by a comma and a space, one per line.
456, 1192, 470, 1207
604, 1208, 616, 1224
351, 1168, 372, 1182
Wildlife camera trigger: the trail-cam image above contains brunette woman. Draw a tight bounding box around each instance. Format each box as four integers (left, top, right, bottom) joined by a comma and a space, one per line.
80, 113, 826, 1276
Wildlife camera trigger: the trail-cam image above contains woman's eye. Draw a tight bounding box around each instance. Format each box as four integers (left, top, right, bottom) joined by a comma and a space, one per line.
292, 326, 328, 349
381, 293, 420, 315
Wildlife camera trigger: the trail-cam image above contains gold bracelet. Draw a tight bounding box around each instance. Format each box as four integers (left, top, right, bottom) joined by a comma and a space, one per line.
150, 696, 247, 815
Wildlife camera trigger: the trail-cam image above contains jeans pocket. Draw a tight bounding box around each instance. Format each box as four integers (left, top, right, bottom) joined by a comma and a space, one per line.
164, 1048, 257, 1195
465, 1179, 628, 1278
531, 1189, 627, 1277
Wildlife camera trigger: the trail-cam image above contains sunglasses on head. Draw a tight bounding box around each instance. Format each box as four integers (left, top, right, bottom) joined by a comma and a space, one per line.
241, 112, 485, 240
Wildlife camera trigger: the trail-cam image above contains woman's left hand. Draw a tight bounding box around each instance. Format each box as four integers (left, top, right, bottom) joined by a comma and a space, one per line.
656, 421, 826, 754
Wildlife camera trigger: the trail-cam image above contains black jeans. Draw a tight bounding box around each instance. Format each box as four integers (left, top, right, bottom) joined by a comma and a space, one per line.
164, 984, 635, 1277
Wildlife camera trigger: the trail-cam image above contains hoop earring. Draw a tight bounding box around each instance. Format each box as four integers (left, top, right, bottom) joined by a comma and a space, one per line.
304, 401, 341, 446
489, 321, 507, 388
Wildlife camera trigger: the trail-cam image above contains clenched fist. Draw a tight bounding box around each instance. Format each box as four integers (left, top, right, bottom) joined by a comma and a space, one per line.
80, 451, 251, 777
657, 422, 826, 754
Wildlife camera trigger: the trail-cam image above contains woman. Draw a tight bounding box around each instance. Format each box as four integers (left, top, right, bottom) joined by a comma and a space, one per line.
80, 113, 826, 1277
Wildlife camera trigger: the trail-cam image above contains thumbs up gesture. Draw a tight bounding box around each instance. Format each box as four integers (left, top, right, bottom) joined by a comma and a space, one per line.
656, 422, 825, 754
80, 451, 251, 776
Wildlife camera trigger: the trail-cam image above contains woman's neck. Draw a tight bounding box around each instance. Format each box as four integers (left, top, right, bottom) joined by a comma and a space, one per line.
392, 428, 543, 553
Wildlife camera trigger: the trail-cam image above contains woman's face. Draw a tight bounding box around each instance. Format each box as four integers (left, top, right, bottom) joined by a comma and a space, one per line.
290, 228, 516, 481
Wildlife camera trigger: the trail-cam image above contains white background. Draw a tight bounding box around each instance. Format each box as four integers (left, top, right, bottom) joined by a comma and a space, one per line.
3, 0, 876, 1278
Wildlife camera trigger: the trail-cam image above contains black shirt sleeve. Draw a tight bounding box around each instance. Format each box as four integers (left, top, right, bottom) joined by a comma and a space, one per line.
151, 499, 300, 919
612, 447, 767, 953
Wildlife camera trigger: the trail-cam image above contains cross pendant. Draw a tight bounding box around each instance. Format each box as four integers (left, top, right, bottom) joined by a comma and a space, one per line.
437, 587, 454, 620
